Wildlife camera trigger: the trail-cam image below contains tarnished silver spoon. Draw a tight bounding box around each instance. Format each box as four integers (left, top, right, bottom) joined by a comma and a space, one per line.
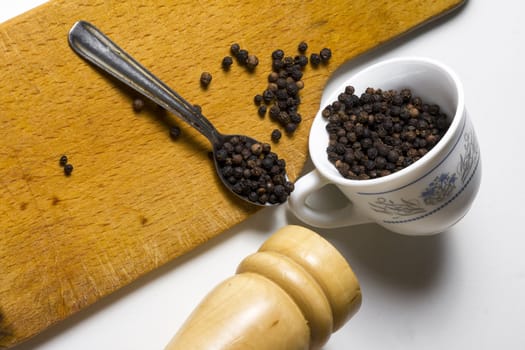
68, 20, 293, 206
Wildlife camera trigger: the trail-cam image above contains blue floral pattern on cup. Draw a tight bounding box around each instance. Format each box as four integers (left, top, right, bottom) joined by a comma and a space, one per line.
368, 126, 480, 222
421, 173, 457, 205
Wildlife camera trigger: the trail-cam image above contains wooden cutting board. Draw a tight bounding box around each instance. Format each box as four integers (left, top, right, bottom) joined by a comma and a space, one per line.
0, 0, 464, 347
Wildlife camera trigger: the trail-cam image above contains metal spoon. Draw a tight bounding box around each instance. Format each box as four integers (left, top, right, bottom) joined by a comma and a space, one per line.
68, 20, 292, 206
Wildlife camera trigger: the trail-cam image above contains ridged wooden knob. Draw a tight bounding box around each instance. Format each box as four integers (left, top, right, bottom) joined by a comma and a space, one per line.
165, 225, 361, 350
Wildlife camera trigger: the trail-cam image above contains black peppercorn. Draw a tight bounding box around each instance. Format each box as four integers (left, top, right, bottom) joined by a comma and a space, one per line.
319, 48, 332, 62
230, 43, 240, 56
246, 55, 259, 70
258, 105, 267, 117
267, 83, 278, 92
290, 69, 303, 82
272, 59, 284, 71
345, 86, 355, 95
310, 53, 321, 65
289, 112, 302, 124
132, 98, 144, 112
216, 149, 228, 162
272, 49, 285, 60
59, 155, 68, 167
295, 55, 308, 67
277, 111, 291, 125
200, 72, 212, 87
275, 88, 288, 101
276, 100, 288, 110
169, 125, 181, 140
254, 94, 263, 105
222, 56, 233, 70
271, 129, 282, 142
262, 89, 275, 103
64, 163, 73, 176
387, 150, 400, 163
286, 82, 299, 96
269, 105, 280, 119
236, 49, 249, 64
285, 122, 297, 133
276, 78, 287, 89
268, 72, 279, 82
283, 56, 294, 67
298, 41, 308, 53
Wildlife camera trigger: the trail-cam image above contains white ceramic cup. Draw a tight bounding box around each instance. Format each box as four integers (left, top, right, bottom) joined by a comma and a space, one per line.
288, 57, 481, 235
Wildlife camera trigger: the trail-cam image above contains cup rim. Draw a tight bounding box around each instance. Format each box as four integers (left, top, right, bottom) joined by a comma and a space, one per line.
309, 56, 465, 188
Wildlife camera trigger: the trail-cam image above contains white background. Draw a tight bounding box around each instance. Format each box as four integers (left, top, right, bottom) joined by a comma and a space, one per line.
2, 1, 525, 349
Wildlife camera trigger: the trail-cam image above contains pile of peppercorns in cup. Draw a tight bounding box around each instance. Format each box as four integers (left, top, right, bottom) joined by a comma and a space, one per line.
324, 86, 451, 180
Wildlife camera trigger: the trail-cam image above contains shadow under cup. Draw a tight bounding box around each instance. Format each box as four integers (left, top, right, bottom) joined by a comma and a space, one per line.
289, 57, 481, 235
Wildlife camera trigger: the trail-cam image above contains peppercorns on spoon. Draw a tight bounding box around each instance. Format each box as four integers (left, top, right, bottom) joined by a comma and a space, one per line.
68, 21, 293, 206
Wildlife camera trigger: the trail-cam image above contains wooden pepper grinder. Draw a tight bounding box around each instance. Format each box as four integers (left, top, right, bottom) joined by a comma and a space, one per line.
165, 225, 361, 350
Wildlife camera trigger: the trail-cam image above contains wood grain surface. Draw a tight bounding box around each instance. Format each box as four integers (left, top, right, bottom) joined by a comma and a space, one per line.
0, 0, 464, 347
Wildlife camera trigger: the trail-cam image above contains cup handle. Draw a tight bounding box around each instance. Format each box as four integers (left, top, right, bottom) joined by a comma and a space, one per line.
288, 170, 372, 228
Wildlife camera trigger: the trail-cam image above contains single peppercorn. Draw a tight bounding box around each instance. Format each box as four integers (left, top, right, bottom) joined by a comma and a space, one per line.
345, 86, 355, 95
230, 43, 240, 56
286, 82, 298, 96
254, 94, 263, 105
272, 49, 285, 60
290, 69, 303, 82
169, 125, 181, 140
271, 129, 282, 142
258, 105, 267, 117
275, 88, 288, 101
268, 72, 279, 83
63, 163, 73, 176
272, 59, 284, 71
267, 82, 278, 92
262, 89, 275, 103
246, 55, 259, 70
132, 98, 145, 112
285, 122, 298, 133
193, 104, 202, 114
236, 49, 249, 64
221, 56, 233, 70
319, 48, 332, 62
200, 72, 212, 87
269, 105, 280, 119
298, 41, 308, 53
283, 56, 294, 67
295, 55, 308, 67
310, 53, 321, 65
59, 155, 68, 167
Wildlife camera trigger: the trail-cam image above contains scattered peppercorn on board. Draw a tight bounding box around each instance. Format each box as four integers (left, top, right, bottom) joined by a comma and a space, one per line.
0, 0, 464, 347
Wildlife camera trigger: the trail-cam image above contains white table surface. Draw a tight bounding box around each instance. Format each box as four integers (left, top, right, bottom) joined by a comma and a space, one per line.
2, 1, 524, 349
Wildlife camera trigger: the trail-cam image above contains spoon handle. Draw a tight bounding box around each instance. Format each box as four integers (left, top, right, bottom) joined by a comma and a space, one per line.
68, 20, 222, 145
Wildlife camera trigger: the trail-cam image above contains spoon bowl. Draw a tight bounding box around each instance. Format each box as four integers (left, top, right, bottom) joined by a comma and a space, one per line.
68, 20, 293, 206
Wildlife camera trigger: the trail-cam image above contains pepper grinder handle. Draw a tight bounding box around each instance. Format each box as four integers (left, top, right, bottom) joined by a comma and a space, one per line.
165, 225, 362, 350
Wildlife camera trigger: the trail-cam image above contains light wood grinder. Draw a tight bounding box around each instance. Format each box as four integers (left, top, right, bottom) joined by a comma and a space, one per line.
165, 225, 362, 350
